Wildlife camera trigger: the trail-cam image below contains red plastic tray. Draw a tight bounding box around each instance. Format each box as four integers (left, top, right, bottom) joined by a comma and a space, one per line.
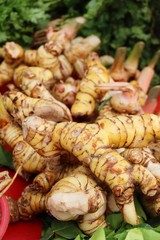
1, 167, 43, 240
0, 195, 10, 239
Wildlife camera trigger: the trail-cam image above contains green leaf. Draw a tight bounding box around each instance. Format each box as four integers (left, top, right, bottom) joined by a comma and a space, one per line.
125, 228, 144, 240
116, 222, 131, 234
89, 226, 105, 240
154, 225, 160, 233
141, 228, 160, 240
104, 228, 115, 237
54, 237, 67, 240
0, 146, 14, 169
115, 231, 128, 240
131, 26, 150, 41
74, 235, 81, 240
41, 214, 84, 240
134, 196, 147, 221
106, 213, 123, 230
74, 234, 84, 240
97, 97, 112, 111
85, 0, 109, 19
41, 226, 54, 240
0, 32, 8, 42
0, 0, 61, 47
52, 237, 66, 240
50, 219, 83, 239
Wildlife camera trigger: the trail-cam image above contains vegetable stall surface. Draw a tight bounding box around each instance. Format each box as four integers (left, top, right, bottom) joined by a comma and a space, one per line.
0, 15, 160, 240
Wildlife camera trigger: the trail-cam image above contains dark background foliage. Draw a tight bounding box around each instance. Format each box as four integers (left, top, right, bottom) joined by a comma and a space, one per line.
0, 0, 160, 84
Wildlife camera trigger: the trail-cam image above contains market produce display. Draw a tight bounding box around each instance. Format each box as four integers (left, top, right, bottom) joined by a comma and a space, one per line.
0, 14, 160, 240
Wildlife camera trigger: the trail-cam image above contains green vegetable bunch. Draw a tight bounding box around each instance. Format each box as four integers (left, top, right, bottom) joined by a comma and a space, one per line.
0, 0, 62, 46
1, 0, 159, 84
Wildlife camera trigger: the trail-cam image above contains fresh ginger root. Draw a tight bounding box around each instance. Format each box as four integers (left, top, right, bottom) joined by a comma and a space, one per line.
13, 66, 72, 120
71, 52, 111, 117
149, 140, 160, 162
65, 35, 101, 64
0, 95, 48, 181
97, 80, 147, 114
0, 61, 14, 87
1, 42, 24, 66
0, 94, 77, 195
109, 47, 128, 82
33, 15, 96, 79
6, 165, 107, 235
46, 166, 107, 235
14, 65, 55, 90
64, 35, 101, 78
46, 17, 86, 44
2, 89, 72, 123
96, 44, 158, 115
24, 39, 73, 81
22, 113, 160, 225
32, 16, 86, 47
0, 42, 24, 86
12, 161, 80, 220
96, 50, 160, 115
51, 77, 78, 107
8, 186, 47, 221
121, 147, 160, 184
96, 104, 119, 121
45, 25, 74, 51
32, 153, 80, 193
109, 42, 144, 82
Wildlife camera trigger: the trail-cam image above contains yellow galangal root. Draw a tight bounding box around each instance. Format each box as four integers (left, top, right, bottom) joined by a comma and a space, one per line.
3, 89, 72, 123
0, 42, 24, 86
22, 113, 160, 225
24, 39, 73, 81
46, 166, 107, 235
6, 166, 107, 235
71, 52, 111, 117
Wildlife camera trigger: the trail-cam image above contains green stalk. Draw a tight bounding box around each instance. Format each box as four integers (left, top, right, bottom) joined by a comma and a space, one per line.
149, 49, 160, 69
124, 41, 145, 73
110, 47, 127, 73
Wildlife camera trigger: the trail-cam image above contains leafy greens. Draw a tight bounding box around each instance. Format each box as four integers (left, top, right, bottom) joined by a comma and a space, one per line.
40, 197, 160, 240
0, 146, 13, 169
0, 0, 62, 46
